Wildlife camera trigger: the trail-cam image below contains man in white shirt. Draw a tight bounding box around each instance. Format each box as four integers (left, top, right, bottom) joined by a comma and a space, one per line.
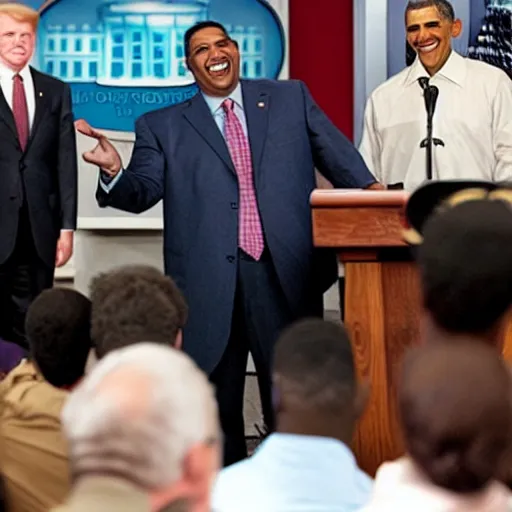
212, 319, 372, 512
359, 0, 512, 191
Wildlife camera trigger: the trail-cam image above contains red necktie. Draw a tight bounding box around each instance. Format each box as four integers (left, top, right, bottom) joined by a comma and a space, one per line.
12, 74, 29, 150
222, 98, 264, 260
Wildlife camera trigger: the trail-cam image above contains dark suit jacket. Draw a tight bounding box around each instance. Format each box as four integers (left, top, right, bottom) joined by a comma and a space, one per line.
96, 79, 376, 373
0, 67, 77, 268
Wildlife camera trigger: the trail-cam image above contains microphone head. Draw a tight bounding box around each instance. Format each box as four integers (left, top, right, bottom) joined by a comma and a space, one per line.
418, 77, 430, 90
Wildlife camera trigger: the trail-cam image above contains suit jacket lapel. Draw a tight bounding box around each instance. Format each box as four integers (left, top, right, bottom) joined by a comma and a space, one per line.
0, 85, 18, 139
183, 92, 235, 174
241, 80, 269, 179
27, 67, 51, 150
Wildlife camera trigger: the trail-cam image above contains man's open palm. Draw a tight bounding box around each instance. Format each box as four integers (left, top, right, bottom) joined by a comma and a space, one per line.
75, 119, 122, 175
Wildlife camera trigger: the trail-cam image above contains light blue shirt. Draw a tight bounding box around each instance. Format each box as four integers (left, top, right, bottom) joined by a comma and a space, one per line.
201, 81, 248, 138
100, 82, 247, 193
212, 433, 373, 512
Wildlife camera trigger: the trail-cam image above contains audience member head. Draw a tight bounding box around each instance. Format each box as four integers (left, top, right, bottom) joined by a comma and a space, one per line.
417, 199, 512, 348
272, 318, 367, 443
399, 341, 511, 493
405, 0, 460, 76
90, 265, 188, 358
184, 21, 240, 97
25, 288, 92, 388
0, 3, 38, 72
62, 343, 220, 512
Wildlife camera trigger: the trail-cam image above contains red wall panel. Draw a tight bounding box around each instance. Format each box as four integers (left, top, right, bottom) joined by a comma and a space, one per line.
289, 0, 354, 140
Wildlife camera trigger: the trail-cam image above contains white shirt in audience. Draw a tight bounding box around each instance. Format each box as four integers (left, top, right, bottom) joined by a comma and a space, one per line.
360, 456, 511, 512
212, 432, 372, 512
359, 51, 512, 191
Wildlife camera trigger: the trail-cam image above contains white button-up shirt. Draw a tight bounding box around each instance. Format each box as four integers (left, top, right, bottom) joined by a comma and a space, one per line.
0, 61, 35, 129
359, 51, 512, 191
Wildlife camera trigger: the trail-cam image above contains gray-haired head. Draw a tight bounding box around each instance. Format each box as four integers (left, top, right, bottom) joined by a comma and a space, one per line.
61, 342, 220, 491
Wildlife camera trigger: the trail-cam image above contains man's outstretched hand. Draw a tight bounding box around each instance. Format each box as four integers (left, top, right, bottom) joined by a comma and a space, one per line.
75, 119, 122, 176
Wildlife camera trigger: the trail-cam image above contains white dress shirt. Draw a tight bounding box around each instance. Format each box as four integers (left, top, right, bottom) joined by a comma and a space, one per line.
360, 457, 511, 512
0, 61, 35, 129
359, 51, 512, 191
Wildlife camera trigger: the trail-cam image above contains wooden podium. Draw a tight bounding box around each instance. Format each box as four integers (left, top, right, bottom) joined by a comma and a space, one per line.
311, 189, 512, 477
311, 189, 420, 477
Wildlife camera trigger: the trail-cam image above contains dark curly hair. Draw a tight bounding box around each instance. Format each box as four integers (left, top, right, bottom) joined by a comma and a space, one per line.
90, 265, 188, 359
25, 288, 92, 388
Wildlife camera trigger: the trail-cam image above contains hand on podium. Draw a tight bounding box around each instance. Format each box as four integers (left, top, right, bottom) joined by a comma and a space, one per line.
75, 119, 122, 177
366, 182, 385, 190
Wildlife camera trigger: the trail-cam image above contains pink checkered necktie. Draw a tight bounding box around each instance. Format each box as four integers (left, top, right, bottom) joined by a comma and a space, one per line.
12, 74, 29, 150
222, 98, 264, 260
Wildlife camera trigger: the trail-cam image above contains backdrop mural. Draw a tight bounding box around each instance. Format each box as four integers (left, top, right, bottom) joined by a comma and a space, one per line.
23, 0, 285, 131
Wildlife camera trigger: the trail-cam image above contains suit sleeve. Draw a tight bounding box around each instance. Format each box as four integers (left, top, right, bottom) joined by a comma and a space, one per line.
359, 95, 383, 182
300, 81, 378, 188
96, 115, 165, 213
58, 83, 78, 230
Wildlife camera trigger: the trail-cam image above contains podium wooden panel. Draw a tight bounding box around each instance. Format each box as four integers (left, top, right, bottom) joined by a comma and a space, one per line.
310, 189, 512, 477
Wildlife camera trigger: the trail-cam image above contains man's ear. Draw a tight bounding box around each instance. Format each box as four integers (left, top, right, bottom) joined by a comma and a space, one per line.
354, 379, 370, 420
451, 18, 462, 38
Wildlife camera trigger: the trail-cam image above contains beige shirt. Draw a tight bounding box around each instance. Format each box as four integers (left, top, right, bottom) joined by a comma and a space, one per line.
0, 62, 35, 129
0, 361, 70, 512
359, 51, 512, 191
51, 476, 151, 512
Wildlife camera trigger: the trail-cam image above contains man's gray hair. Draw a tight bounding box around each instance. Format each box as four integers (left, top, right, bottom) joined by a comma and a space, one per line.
61, 342, 220, 489
405, 0, 455, 22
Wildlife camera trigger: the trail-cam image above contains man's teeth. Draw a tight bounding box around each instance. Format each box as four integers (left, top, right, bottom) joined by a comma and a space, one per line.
209, 62, 228, 72
418, 41, 439, 53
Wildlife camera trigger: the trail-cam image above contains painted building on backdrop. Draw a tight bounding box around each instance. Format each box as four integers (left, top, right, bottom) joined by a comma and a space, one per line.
24, 0, 285, 131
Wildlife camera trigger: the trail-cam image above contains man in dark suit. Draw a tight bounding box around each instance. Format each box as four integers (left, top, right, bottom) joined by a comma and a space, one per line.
0, 3, 77, 349
76, 21, 382, 465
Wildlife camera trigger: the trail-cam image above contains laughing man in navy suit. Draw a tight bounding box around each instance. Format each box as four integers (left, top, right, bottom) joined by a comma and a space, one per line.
76, 21, 382, 466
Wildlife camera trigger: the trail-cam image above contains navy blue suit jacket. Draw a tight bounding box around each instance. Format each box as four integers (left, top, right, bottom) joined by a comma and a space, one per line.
96, 79, 376, 373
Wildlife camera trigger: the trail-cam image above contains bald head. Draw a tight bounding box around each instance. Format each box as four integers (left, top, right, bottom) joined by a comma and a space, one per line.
400, 341, 511, 492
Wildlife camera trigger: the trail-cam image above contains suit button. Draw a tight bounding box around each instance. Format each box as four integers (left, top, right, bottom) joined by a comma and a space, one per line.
230, 202, 238, 209
226, 255, 235, 263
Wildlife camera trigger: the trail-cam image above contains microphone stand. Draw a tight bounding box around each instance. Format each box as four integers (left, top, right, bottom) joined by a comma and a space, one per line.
418, 79, 444, 180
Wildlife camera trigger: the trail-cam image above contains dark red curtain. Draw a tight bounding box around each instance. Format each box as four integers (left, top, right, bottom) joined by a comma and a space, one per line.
289, 0, 354, 140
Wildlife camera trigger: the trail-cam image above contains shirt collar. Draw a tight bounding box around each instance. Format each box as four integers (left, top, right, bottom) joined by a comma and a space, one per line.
255, 432, 360, 468
404, 50, 466, 88
0, 61, 31, 82
201, 81, 244, 115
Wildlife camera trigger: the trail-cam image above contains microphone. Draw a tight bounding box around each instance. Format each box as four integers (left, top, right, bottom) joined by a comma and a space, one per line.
418, 77, 444, 181
418, 76, 429, 91
428, 85, 439, 119
418, 77, 439, 120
